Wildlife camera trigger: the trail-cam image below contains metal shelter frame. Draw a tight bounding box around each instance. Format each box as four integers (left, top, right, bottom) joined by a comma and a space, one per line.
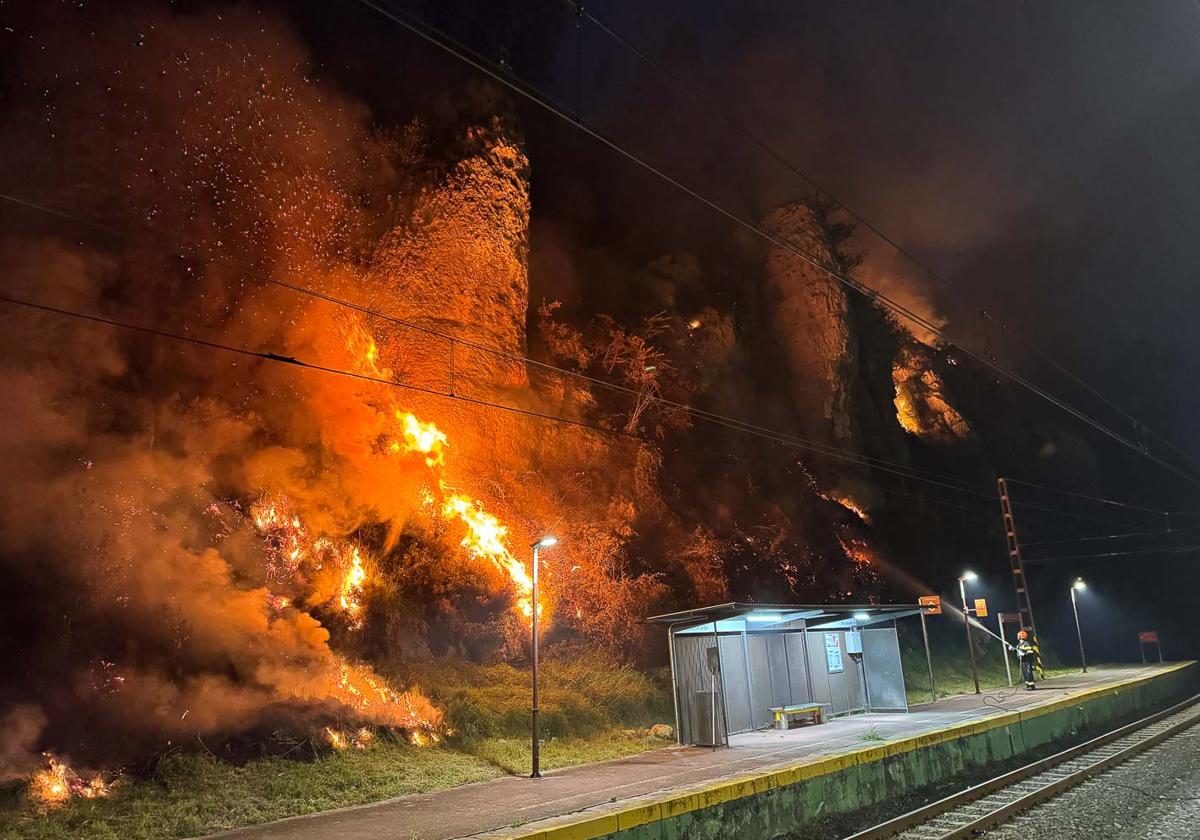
647, 602, 933, 746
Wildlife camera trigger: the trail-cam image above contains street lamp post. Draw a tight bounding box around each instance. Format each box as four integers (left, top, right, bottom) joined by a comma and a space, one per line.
529, 535, 558, 779
958, 571, 981, 695
1070, 579, 1088, 674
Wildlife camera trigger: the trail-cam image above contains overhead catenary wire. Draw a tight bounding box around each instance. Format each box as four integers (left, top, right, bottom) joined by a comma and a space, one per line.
1001, 476, 1171, 515
8, 5, 1199, 497
0, 189, 992, 496
0, 291, 1158, 535
581, 5, 1200, 479
1023, 544, 1200, 564
984, 312, 1200, 474
0, 293, 995, 495
1022, 523, 1200, 548
351, 0, 1200, 493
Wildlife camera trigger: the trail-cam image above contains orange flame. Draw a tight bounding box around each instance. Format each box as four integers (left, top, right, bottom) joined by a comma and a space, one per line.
28, 755, 112, 810
251, 497, 371, 628
336, 544, 367, 628
323, 725, 375, 751
441, 493, 536, 618
344, 321, 539, 620
28, 757, 70, 810
324, 726, 348, 751
396, 411, 448, 467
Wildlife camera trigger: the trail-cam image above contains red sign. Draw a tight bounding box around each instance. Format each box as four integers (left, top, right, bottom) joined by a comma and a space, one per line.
974, 598, 988, 618
1139, 631, 1159, 644
919, 595, 942, 615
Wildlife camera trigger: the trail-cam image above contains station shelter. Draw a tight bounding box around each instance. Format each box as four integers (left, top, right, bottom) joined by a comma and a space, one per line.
647, 602, 930, 746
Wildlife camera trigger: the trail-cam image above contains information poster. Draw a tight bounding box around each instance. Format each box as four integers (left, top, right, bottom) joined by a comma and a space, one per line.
824, 632, 844, 674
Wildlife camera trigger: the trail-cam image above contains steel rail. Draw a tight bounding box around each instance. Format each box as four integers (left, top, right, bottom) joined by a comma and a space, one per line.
843, 691, 1200, 840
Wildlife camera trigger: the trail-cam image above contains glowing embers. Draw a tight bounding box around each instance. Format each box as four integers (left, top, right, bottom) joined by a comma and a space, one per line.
250, 497, 371, 628
821, 492, 869, 523
27, 755, 112, 811
836, 526, 882, 587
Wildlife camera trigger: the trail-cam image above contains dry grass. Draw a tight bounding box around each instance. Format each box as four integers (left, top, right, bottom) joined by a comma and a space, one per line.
0, 656, 674, 840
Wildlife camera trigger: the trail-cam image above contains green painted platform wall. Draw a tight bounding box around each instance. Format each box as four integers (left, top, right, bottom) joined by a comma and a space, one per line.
597, 665, 1197, 840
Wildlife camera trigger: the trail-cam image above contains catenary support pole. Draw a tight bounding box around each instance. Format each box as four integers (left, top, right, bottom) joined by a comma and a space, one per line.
998, 478, 1042, 676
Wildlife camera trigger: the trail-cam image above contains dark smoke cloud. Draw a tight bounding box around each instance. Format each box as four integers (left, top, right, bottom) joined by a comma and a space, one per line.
0, 2, 446, 770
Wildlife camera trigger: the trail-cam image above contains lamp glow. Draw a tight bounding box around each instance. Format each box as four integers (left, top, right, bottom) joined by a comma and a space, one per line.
746, 612, 783, 623
853, 612, 870, 621
1073, 579, 1086, 590
532, 535, 558, 548
960, 571, 978, 582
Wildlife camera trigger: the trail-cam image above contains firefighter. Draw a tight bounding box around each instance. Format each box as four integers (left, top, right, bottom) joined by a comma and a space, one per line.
1016, 629, 1037, 690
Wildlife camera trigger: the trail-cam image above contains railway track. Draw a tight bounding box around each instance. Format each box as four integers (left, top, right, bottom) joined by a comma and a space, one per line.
844, 692, 1200, 840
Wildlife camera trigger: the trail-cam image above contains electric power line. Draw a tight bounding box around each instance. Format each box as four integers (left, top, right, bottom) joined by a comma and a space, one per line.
352, 0, 1200, 492
1022, 523, 1200, 548
0, 189, 993, 497
0, 292, 1011, 500
984, 313, 1200, 473
1001, 476, 1170, 515
0, 290, 1143, 531
1023, 544, 1200, 564
581, 6, 1200, 479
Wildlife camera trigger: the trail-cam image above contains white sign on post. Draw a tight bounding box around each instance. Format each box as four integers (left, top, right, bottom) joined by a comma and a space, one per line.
825, 633, 844, 673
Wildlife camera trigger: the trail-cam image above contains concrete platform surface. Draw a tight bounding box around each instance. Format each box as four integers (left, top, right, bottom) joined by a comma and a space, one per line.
206, 664, 1184, 840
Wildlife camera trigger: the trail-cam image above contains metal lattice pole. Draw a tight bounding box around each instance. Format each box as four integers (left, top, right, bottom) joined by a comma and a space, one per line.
998, 477, 1042, 675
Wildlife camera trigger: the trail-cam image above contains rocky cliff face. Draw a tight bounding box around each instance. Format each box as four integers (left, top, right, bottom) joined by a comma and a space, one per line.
368, 120, 531, 397
764, 202, 858, 452
892, 343, 971, 444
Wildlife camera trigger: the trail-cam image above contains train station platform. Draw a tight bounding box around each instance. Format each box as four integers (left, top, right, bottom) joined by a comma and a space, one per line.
208, 663, 1195, 840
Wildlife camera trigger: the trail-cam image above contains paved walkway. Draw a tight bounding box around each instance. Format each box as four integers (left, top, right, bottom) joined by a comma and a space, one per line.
207, 665, 1179, 840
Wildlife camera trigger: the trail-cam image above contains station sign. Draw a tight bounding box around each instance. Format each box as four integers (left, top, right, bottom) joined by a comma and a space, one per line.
973, 598, 988, 618
918, 595, 942, 615
1138, 631, 1159, 644
998, 612, 1020, 623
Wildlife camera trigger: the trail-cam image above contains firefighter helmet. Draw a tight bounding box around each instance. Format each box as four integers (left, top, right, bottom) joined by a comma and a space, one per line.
1017, 629, 1029, 640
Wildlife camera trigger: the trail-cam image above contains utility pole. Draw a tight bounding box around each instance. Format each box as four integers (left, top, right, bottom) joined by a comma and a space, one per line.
997, 478, 1041, 657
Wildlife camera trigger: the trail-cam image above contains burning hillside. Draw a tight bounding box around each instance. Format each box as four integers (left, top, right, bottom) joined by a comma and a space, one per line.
0, 0, 967, 811
0, 3, 547, 795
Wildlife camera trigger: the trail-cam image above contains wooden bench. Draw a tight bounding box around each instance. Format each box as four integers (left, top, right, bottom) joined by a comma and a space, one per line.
769, 703, 830, 730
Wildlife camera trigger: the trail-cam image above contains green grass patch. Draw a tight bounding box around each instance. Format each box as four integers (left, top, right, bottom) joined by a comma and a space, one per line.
0, 656, 676, 840
0, 739, 500, 840
901, 630, 1081, 705
389, 654, 673, 740
463, 729, 672, 775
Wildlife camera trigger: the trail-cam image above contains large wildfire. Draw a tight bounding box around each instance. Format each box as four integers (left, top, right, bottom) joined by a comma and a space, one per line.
0, 4, 558, 805
0, 1, 964, 815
